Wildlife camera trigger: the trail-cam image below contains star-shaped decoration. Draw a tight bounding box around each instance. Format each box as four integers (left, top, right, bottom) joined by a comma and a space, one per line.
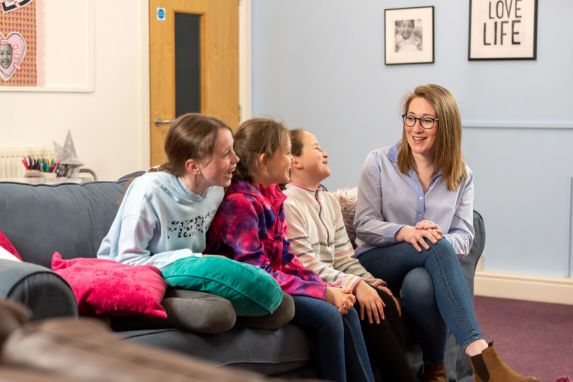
53, 130, 83, 166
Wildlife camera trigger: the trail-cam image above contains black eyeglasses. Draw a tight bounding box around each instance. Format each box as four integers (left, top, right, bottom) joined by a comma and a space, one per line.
402, 114, 438, 130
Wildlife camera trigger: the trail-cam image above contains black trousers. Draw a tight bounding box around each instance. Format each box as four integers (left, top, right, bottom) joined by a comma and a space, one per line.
356, 288, 418, 382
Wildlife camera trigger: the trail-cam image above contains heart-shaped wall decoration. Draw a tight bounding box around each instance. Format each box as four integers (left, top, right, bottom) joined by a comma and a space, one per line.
0, 32, 26, 82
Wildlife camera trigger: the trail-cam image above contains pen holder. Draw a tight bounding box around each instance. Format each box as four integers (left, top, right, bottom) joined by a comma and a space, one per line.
25, 170, 57, 179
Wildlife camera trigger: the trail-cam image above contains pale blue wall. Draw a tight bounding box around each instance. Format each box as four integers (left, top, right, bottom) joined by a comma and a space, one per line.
251, 0, 573, 277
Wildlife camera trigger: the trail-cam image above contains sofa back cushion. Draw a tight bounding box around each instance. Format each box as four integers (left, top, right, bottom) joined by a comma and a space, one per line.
0, 180, 129, 268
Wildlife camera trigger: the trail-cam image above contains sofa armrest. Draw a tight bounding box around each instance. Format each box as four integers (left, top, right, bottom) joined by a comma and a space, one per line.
460, 210, 486, 297
0, 260, 78, 321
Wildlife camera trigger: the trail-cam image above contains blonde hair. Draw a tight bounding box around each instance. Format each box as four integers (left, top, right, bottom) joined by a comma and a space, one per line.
397, 84, 467, 191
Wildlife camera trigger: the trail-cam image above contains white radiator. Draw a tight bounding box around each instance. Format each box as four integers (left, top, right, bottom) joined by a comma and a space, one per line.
0, 147, 55, 179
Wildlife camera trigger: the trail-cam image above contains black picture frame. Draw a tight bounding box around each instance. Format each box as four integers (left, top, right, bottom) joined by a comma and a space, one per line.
468, 0, 538, 60
384, 6, 434, 65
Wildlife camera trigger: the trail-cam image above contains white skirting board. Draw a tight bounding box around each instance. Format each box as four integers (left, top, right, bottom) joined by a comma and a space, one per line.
475, 270, 573, 305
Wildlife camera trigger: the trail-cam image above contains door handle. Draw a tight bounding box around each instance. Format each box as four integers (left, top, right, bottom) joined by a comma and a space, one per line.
154, 117, 174, 127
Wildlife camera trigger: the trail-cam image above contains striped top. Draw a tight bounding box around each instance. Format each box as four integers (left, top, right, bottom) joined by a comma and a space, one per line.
283, 183, 385, 291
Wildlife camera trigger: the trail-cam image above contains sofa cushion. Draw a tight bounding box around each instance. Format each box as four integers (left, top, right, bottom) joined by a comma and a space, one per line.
236, 292, 295, 330
112, 290, 294, 334
51, 253, 167, 319
162, 256, 283, 317
160, 289, 236, 332
117, 324, 312, 376
110, 289, 237, 334
0, 181, 128, 268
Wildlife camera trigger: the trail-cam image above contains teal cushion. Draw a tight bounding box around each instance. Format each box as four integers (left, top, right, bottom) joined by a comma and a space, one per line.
161, 257, 283, 316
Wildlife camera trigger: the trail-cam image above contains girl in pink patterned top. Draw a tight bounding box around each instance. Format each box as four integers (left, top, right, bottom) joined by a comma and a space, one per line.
207, 118, 374, 382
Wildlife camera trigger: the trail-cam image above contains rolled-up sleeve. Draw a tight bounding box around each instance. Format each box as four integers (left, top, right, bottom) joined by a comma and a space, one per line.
444, 170, 475, 257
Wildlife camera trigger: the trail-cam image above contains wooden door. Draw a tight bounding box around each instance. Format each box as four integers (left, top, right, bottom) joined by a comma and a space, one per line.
149, 0, 239, 166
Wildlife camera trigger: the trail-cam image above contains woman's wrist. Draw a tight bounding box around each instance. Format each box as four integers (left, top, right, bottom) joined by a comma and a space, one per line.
394, 225, 412, 242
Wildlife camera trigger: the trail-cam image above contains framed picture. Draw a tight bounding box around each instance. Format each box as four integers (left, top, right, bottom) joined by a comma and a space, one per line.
384, 6, 434, 65
469, 0, 537, 60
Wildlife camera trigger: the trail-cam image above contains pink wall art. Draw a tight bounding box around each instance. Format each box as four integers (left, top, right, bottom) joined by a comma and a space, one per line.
0, 0, 36, 86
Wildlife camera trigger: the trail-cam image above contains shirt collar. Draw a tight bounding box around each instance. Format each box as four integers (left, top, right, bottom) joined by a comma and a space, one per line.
230, 180, 287, 211
388, 144, 399, 163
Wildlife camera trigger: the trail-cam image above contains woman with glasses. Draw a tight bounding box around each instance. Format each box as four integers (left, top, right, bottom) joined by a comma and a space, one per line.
354, 84, 536, 382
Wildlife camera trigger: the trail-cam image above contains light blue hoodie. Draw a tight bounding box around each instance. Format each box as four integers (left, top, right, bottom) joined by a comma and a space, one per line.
97, 171, 224, 269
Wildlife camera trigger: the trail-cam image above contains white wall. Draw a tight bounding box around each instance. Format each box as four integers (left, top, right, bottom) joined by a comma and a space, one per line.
0, 0, 149, 181
1, 0, 571, 283
251, 0, 573, 279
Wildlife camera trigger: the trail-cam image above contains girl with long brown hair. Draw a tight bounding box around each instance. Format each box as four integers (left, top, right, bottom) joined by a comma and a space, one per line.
98, 113, 239, 269
207, 118, 375, 382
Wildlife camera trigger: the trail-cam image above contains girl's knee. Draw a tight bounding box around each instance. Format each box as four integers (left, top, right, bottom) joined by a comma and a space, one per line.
322, 315, 344, 337
313, 303, 344, 335
344, 306, 360, 322
341, 308, 363, 336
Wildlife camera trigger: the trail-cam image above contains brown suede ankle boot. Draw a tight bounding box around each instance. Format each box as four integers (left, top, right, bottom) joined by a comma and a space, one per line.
469, 342, 538, 382
423, 363, 447, 382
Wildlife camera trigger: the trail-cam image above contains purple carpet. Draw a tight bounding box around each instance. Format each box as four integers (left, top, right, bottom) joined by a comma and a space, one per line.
474, 296, 573, 382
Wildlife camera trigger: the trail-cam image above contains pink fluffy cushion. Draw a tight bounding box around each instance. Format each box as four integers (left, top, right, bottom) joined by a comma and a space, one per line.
331, 187, 358, 248
0, 229, 22, 260
51, 252, 167, 318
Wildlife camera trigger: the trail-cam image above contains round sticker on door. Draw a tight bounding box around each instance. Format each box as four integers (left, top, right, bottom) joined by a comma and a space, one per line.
157, 8, 166, 21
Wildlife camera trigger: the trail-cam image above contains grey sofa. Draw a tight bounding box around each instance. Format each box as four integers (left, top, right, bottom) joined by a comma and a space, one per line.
0, 176, 484, 380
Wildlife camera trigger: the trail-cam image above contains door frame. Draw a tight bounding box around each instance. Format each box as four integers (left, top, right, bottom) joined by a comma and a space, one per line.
239, 0, 252, 123
138, 0, 251, 168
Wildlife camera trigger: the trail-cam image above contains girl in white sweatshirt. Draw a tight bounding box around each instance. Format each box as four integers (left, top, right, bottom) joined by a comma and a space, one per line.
283, 129, 417, 382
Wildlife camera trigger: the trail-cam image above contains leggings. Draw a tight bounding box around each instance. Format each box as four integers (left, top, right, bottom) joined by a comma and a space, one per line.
357, 288, 418, 381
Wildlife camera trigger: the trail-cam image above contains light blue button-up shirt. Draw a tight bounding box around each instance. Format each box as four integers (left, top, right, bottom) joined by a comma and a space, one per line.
354, 144, 474, 258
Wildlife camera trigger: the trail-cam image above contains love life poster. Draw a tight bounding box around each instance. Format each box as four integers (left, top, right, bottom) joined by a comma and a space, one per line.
469, 0, 537, 60
0, 0, 38, 86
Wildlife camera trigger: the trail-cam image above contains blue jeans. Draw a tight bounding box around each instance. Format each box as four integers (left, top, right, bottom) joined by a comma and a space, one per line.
357, 239, 484, 365
291, 295, 374, 382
